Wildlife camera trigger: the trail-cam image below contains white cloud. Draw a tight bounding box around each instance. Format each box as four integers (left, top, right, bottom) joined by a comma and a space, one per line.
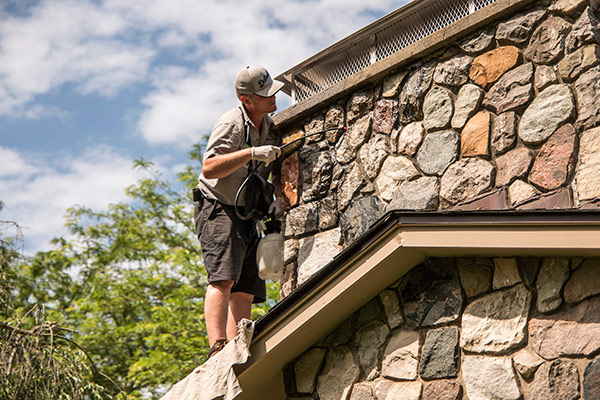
0, 145, 145, 254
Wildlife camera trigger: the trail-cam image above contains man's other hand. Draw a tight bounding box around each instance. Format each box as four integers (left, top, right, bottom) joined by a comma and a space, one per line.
268, 198, 284, 220
251, 145, 281, 166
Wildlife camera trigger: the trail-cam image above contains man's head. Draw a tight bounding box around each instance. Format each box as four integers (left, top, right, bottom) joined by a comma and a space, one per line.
235, 65, 284, 98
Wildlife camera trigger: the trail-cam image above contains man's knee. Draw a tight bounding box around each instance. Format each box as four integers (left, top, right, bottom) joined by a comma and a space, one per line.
209, 280, 235, 292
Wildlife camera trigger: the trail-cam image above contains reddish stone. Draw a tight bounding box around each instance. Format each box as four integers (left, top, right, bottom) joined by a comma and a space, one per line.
451, 189, 508, 211
470, 46, 521, 88
517, 187, 574, 210
373, 99, 398, 135
496, 147, 533, 187
529, 124, 576, 191
461, 111, 490, 156
423, 380, 462, 400
281, 152, 299, 208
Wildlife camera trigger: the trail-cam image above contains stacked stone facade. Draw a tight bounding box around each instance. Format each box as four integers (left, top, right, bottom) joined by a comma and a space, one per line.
278, 0, 600, 297
283, 257, 600, 400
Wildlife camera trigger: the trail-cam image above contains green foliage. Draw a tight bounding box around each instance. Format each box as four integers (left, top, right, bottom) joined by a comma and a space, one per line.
2, 148, 281, 399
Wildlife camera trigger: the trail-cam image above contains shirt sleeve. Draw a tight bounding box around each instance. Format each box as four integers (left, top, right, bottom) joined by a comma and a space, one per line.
203, 120, 244, 161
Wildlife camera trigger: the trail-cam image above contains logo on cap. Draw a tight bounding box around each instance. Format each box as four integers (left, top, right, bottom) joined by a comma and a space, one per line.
258, 72, 270, 89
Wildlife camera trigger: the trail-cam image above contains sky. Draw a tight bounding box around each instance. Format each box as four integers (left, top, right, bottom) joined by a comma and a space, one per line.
0, 0, 410, 255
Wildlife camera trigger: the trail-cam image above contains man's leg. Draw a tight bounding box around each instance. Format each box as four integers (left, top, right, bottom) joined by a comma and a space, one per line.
204, 280, 234, 346
226, 291, 254, 340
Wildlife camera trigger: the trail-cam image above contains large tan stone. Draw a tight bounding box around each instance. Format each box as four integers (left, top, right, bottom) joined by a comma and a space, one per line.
576, 126, 600, 200
564, 258, 600, 303
470, 46, 520, 88
495, 147, 532, 187
316, 346, 360, 400
461, 111, 490, 157
297, 228, 341, 285
462, 356, 521, 400
529, 296, 600, 359
381, 330, 419, 380
295, 348, 327, 393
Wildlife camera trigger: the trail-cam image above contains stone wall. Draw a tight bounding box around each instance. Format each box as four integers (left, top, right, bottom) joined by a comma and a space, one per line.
283, 256, 600, 400
278, 0, 600, 297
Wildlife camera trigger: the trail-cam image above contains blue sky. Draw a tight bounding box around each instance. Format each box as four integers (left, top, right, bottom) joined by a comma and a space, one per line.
0, 0, 409, 254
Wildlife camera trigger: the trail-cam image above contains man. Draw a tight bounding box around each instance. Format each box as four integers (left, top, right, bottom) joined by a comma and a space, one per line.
194, 65, 285, 358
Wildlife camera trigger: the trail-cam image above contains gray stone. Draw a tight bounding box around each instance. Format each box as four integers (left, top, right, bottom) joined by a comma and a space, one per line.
440, 158, 493, 206
304, 114, 325, 144
284, 239, 299, 265
458, 257, 493, 298
316, 346, 360, 400
564, 258, 600, 303
524, 16, 572, 64
297, 228, 342, 285
423, 86, 453, 131
462, 356, 521, 400
381, 330, 420, 380
323, 315, 356, 347
535, 65, 559, 90
379, 289, 403, 329
422, 380, 462, 400
383, 70, 409, 98
512, 348, 544, 380
355, 321, 390, 374
491, 112, 517, 156
374, 380, 422, 400
530, 360, 580, 400
335, 135, 357, 165
496, 9, 548, 44
375, 155, 419, 202
566, 7, 600, 53
583, 358, 600, 400
295, 348, 327, 393
348, 114, 372, 149
576, 126, 600, 200
396, 121, 424, 156
520, 257, 541, 288
460, 25, 495, 54
433, 54, 473, 86
338, 163, 366, 211
519, 84, 575, 145
495, 147, 532, 187
347, 89, 374, 124
399, 62, 435, 123
318, 195, 338, 230
419, 326, 459, 380
416, 130, 458, 176
325, 105, 346, 144
301, 149, 333, 202
373, 99, 398, 134
402, 271, 463, 327
493, 258, 522, 289
483, 62, 534, 114
574, 65, 600, 130
558, 44, 600, 81
340, 195, 386, 246
359, 134, 389, 180
536, 257, 570, 313
509, 180, 538, 206
530, 296, 600, 359
285, 202, 319, 237
452, 83, 484, 129
387, 176, 439, 211
358, 297, 384, 326
461, 284, 532, 353
350, 383, 375, 400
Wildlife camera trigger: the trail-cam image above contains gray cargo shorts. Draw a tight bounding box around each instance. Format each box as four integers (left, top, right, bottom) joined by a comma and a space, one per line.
194, 196, 266, 304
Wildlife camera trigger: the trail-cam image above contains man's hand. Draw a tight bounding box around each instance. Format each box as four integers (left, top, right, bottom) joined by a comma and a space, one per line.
268, 198, 284, 220
251, 145, 281, 166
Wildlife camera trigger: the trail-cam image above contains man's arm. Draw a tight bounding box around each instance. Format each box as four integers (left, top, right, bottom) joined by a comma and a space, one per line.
201, 148, 253, 180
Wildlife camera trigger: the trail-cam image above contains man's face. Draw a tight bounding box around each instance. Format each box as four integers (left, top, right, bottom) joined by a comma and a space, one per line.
246, 93, 277, 114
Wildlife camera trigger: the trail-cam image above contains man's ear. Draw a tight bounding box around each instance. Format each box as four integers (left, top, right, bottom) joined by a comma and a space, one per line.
240, 95, 251, 106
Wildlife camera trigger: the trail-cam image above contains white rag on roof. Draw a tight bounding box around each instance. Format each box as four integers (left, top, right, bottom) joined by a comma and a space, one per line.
160, 318, 254, 400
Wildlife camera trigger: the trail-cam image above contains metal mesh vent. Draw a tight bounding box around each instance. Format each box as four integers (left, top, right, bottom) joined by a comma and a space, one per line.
289, 0, 496, 103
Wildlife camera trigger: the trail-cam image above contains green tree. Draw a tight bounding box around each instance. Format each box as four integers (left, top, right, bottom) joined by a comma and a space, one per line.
5, 147, 280, 399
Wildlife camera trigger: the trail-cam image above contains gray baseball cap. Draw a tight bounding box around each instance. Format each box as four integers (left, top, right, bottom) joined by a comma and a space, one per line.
235, 65, 284, 97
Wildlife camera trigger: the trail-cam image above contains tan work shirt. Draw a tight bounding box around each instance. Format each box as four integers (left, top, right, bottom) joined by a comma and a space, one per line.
197, 106, 280, 206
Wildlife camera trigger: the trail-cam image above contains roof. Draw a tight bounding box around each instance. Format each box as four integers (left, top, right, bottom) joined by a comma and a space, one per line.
234, 209, 600, 399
